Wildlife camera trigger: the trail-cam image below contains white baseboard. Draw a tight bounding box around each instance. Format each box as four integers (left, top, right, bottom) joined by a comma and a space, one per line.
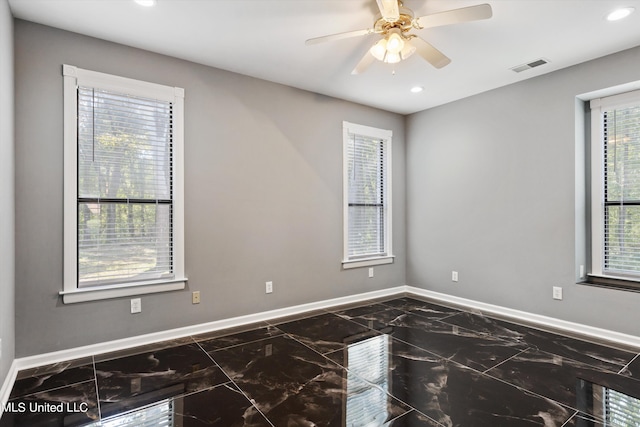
0, 360, 19, 411
4, 285, 639, 407
406, 286, 640, 350
12, 286, 406, 372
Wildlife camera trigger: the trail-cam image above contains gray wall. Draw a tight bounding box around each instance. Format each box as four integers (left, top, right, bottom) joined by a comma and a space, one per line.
0, 0, 15, 385
406, 45, 640, 336
14, 20, 406, 357
13, 14, 640, 360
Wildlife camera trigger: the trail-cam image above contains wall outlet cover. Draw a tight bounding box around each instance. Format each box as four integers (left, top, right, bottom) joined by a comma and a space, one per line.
130, 298, 142, 313
553, 287, 563, 300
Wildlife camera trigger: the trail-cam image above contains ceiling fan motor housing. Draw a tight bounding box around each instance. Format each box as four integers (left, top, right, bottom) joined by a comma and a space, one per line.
374, 7, 416, 36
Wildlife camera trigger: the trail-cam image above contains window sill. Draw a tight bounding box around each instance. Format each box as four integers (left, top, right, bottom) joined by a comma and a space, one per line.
342, 256, 394, 269
60, 278, 187, 304
579, 274, 640, 293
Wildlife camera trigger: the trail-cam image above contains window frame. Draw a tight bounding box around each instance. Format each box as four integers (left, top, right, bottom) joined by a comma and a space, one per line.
61, 65, 186, 303
590, 89, 640, 285
342, 121, 394, 269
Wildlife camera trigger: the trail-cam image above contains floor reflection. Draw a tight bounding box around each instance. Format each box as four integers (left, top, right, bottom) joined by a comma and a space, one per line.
90, 398, 173, 427
576, 378, 640, 426
345, 334, 391, 426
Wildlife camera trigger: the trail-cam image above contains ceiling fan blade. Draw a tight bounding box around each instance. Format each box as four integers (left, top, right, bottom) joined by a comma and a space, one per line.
305, 28, 375, 45
412, 37, 451, 69
351, 52, 375, 75
376, 0, 400, 22
415, 4, 492, 29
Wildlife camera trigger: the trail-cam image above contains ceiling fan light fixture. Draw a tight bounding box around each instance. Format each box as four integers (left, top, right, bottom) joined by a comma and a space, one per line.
370, 28, 414, 64
386, 32, 405, 54
400, 42, 416, 60
308, 1, 492, 74
370, 39, 388, 61
384, 52, 402, 64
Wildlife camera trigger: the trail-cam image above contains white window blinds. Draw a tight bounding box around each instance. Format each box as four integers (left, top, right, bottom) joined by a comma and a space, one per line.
601, 101, 640, 275
63, 65, 185, 303
76, 87, 174, 287
343, 122, 392, 262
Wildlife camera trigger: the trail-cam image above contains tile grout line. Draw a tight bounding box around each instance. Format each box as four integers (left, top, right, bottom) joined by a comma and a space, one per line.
488, 376, 581, 421
262, 330, 430, 425
433, 312, 463, 323
481, 366, 591, 421
394, 409, 448, 427
482, 347, 531, 374
193, 340, 276, 427
6, 378, 96, 401
91, 355, 102, 421
617, 351, 640, 375
189, 329, 285, 353
282, 333, 447, 427
560, 410, 579, 427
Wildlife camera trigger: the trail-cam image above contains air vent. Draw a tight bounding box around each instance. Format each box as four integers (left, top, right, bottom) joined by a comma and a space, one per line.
510, 58, 549, 73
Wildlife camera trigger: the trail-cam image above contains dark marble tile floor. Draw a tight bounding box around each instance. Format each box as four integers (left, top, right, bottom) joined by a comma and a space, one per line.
2, 295, 640, 426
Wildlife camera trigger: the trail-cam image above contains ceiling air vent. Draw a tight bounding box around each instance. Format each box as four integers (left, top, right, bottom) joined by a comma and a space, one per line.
511, 58, 549, 73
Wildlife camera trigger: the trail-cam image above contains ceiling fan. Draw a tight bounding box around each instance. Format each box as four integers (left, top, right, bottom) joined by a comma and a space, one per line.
305, 0, 492, 74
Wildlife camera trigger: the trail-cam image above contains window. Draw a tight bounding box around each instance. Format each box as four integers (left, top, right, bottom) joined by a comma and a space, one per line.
342, 122, 393, 268
61, 65, 186, 303
590, 90, 640, 284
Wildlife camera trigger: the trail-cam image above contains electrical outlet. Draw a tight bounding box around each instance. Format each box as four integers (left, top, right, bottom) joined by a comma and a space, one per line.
266, 281, 273, 294
368, 267, 374, 278
553, 287, 563, 300
130, 298, 141, 313
452, 271, 459, 282
192, 291, 201, 304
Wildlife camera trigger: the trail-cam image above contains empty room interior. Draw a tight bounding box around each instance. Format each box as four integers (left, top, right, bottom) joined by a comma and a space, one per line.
2, 0, 640, 425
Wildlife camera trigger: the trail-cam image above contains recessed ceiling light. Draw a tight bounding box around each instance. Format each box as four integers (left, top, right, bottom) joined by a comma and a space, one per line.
607, 7, 635, 21
134, 0, 156, 7
410, 86, 424, 93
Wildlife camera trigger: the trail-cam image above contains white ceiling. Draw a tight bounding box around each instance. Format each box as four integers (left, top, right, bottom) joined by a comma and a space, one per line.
8, 0, 640, 114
